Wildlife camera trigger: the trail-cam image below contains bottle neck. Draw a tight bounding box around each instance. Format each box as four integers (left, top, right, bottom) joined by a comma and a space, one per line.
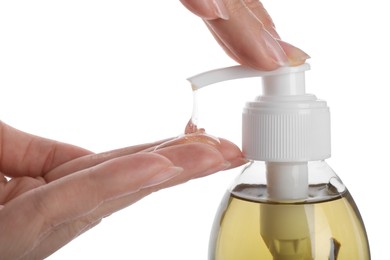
266, 162, 309, 201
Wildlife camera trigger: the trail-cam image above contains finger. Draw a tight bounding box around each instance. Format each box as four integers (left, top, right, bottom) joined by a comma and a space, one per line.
241, 0, 280, 39
2, 142, 234, 259
26, 141, 245, 259
205, 1, 287, 70
153, 133, 246, 169
45, 133, 242, 182
0, 122, 91, 178
45, 138, 172, 182
19, 217, 102, 260
180, 0, 229, 20
204, 0, 310, 70
0, 153, 181, 259
75, 141, 243, 220
154, 143, 228, 181
204, 21, 246, 65
217, 138, 248, 169
43, 139, 244, 229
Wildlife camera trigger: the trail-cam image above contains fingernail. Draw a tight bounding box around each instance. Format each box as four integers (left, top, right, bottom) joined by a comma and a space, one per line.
290, 50, 310, 66
141, 166, 183, 189
260, 29, 289, 67
212, 0, 229, 20
276, 39, 311, 66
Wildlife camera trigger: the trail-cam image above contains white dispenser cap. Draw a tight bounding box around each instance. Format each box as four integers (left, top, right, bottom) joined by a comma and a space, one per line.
188, 63, 331, 162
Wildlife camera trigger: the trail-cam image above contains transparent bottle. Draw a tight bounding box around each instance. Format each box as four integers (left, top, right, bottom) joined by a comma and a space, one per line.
188, 64, 370, 260
208, 160, 370, 259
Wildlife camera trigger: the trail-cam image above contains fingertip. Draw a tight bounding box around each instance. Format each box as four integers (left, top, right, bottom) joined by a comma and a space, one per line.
217, 138, 242, 159
217, 138, 247, 169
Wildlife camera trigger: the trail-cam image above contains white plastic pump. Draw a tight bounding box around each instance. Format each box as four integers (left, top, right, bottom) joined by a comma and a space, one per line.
192, 64, 371, 260
188, 63, 330, 201
189, 63, 330, 161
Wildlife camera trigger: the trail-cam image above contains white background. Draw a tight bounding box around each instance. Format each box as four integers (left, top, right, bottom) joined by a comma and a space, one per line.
0, 0, 388, 259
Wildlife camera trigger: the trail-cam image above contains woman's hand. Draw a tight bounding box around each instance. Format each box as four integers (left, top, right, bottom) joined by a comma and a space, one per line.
180, 0, 310, 70
0, 122, 245, 259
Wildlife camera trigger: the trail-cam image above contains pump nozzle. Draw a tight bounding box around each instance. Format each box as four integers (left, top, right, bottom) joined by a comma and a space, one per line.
189, 63, 309, 95
188, 63, 330, 163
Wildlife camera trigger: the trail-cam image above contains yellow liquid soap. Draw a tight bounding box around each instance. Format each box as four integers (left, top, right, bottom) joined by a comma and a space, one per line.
155, 89, 220, 150
209, 185, 370, 260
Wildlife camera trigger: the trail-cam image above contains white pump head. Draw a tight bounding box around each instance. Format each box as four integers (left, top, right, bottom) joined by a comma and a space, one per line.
188, 63, 331, 162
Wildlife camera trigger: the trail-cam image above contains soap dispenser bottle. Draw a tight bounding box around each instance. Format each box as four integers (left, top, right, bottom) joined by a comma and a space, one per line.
188, 64, 370, 260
